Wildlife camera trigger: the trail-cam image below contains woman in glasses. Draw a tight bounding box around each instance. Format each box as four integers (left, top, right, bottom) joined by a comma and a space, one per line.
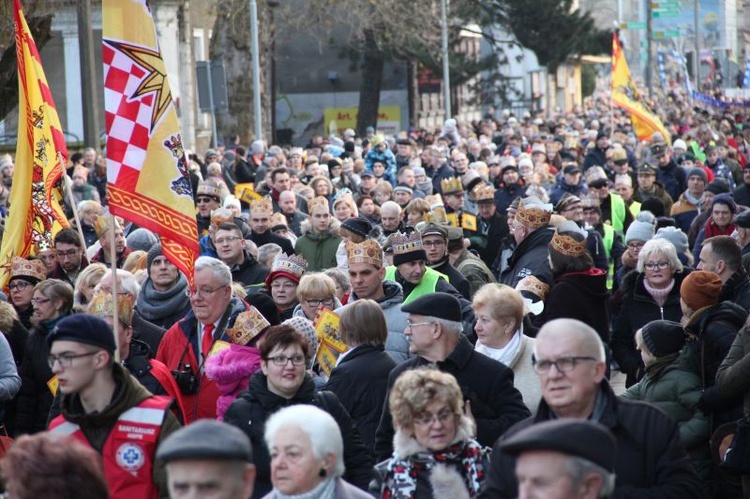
16, 278, 74, 435
612, 238, 690, 387
371, 368, 490, 498
224, 326, 372, 498
292, 273, 342, 322
8, 257, 47, 330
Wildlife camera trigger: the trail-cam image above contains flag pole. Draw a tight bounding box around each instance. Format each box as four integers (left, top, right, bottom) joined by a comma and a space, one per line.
108, 213, 120, 363
61, 162, 88, 250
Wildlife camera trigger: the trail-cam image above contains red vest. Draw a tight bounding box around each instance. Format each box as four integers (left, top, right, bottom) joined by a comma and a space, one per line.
49, 396, 171, 499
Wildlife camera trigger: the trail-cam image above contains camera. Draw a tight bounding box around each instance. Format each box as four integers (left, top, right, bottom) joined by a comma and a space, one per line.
172, 366, 199, 395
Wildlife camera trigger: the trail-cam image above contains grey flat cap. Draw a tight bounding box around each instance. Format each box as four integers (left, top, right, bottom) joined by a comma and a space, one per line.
157, 420, 253, 463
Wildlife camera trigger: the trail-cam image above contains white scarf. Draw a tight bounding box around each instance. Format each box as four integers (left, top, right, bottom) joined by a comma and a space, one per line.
475, 331, 521, 367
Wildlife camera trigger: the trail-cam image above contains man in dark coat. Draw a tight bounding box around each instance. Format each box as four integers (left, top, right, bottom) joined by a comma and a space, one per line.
582, 130, 609, 171
47, 228, 89, 288
471, 184, 509, 269
134, 244, 192, 333
248, 197, 294, 255
653, 141, 687, 203
478, 318, 704, 499
732, 164, 750, 207
374, 293, 530, 460
493, 162, 527, 215
214, 222, 270, 294
500, 197, 555, 288
697, 235, 750, 312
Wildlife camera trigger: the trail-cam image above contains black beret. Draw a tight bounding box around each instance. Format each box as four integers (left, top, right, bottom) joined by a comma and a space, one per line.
402, 292, 461, 322
47, 314, 117, 353
157, 420, 253, 463
734, 210, 750, 229
500, 419, 616, 471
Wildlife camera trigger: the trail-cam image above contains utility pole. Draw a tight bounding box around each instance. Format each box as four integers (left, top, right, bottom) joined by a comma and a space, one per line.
440, 0, 451, 119
249, 0, 262, 141
77, 0, 101, 149
693, 0, 700, 91
646, 0, 653, 97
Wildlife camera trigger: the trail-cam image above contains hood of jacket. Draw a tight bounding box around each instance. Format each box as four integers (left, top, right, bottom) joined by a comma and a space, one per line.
684, 300, 747, 338
300, 217, 340, 239
379, 280, 405, 308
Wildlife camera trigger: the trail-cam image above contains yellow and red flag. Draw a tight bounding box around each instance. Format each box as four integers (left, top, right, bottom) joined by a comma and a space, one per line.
0, 0, 70, 288
103, 0, 197, 283
611, 34, 671, 144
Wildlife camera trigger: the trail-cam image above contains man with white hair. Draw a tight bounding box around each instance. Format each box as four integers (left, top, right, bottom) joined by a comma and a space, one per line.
479, 318, 703, 498
379, 201, 405, 236
374, 292, 530, 460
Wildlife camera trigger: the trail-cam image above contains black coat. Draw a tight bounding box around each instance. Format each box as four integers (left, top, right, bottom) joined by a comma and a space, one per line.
500, 226, 554, 288
322, 344, 396, 452
474, 211, 508, 269
719, 269, 750, 312
373, 336, 530, 460
229, 250, 270, 293
611, 270, 689, 386
224, 371, 373, 499
478, 381, 704, 499
430, 259, 471, 300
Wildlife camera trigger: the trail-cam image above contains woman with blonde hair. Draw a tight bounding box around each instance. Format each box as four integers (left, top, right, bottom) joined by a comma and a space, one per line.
292, 272, 342, 321
472, 283, 541, 411
372, 179, 394, 206
404, 198, 431, 227
371, 368, 490, 498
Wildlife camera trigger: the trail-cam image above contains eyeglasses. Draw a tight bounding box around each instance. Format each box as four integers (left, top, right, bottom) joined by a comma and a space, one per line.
214, 235, 241, 245
414, 408, 454, 427
196, 196, 215, 204
532, 355, 598, 374
188, 286, 225, 299
306, 297, 334, 308
57, 249, 80, 259
31, 298, 51, 306
643, 261, 670, 271
266, 354, 306, 366
47, 351, 98, 369
9, 281, 30, 292
626, 242, 645, 250
406, 321, 434, 330
422, 240, 446, 248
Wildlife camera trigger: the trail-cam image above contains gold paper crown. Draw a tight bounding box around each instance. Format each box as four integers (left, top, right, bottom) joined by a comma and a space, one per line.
196, 182, 223, 200
225, 307, 270, 346
440, 177, 464, 195
391, 231, 424, 255
516, 202, 552, 229
94, 216, 121, 238
270, 253, 308, 279
35, 238, 54, 253
346, 239, 383, 267
87, 290, 135, 326
425, 194, 444, 210
515, 275, 550, 301
472, 184, 495, 202
270, 212, 288, 229
550, 231, 587, 258
210, 207, 234, 227
249, 196, 273, 215
10, 257, 47, 282
308, 196, 330, 215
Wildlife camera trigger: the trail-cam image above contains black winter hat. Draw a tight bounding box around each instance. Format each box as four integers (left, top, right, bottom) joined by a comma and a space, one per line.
147, 243, 163, 272
641, 320, 685, 357
47, 314, 117, 353
244, 291, 281, 326
341, 217, 373, 238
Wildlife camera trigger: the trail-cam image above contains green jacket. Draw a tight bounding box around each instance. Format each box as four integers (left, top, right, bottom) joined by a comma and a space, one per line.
294, 227, 342, 272
453, 250, 496, 298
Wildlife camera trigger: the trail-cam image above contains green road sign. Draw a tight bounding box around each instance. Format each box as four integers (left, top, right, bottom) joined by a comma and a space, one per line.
652, 1, 680, 8
653, 29, 680, 39
652, 9, 680, 18
620, 21, 647, 29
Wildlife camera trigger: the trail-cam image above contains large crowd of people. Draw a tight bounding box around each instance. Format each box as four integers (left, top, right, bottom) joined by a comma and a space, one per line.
2, 88, 750, 498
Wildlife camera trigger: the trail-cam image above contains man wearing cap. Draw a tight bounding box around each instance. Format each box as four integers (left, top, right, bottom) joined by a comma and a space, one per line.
634, 163, 673, 213
48, 314, 181, 499
395, 138, 414, 168
471, 184, 509, 269
420, 222, 471, 300
374, 292, 530, 460
214, 222, 270, 294
585, 166, 632, 234
340, 239, 410, 362
492, 158, 527, 215
195, 181, 225, 237
157, 419, 255, 499
134, 244, 191, 333
479, 318, 703, 499
248, 197, 294, 256
671, 167, 709, 234
500, 197, 555, 288
440, 177, 478, 233
550, 163, 588, 207
48, 227, 89, 287
501, 419, 617, 499
651, 141, 687, 202
278, 190, 308, 237
156, 257, 250, 422
447, 225, 496, 297
582, 130, 609, 172
91, 217, 132, 268
355, 169, 377, 200
696, 235, 750, 312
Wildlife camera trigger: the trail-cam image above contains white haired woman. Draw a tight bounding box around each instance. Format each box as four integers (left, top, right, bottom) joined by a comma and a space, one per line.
263, 404, 371, 499
371, 368, 490, 498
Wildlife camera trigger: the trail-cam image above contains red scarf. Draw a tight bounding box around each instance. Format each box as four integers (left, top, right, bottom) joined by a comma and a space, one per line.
704, 218, 736, 239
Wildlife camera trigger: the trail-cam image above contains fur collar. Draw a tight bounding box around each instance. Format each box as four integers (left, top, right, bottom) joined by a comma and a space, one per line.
393, 414, 475, 458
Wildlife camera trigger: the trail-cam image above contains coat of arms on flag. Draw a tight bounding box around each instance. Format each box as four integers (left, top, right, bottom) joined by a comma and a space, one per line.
103, 0, 198, 281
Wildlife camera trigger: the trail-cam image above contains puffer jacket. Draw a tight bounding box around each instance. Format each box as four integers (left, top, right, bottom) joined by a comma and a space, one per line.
294, 219, 342, 272
223, 372, 373, 499
499, 226, 554, 289
611, 270, 689, 387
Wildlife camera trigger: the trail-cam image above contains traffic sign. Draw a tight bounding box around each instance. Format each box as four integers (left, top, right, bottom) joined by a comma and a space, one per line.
620, 21, 647, 29
652, 1, 680, 8
653, 30, 680, 39
652, 9, 680, 18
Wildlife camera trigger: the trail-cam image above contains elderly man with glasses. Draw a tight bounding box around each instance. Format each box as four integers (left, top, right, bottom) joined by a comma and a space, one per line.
479, 318, 703, 499
156, 257, 250, 422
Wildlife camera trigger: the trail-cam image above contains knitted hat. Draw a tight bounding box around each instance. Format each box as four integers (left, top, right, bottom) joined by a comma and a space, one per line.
47, 314, 117, 353
625, 212, 655, 243
283, 316, 319, 355
712, 193, 737, 214
126, 228, 158, 253
340, 217, 372, 238
706, 179, 730, 195
672, 139, 687, 152
640, 197, 665, 217
147, 244, 164, 272
686, 167, 707, 184
680, 270, 722, 311
654, 227, 688, 254
641, 320, 686, 357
